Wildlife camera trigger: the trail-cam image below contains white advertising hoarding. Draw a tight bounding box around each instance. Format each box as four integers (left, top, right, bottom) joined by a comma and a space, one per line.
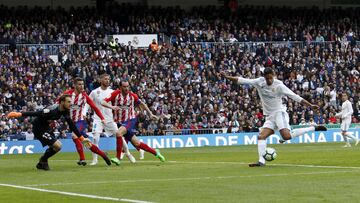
111, 34, 158, 48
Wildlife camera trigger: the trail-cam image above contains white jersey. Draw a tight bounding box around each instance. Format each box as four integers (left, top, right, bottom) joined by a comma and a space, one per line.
336, 100, 353, 121
237, 77, 303, 115
84, 87, 114, 122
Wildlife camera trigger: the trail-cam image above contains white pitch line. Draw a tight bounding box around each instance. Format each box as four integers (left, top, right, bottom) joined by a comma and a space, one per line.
24, 170, 359, 187
0, 183, 154, 203
53, 159, 360, 169
139, 160, 360, 170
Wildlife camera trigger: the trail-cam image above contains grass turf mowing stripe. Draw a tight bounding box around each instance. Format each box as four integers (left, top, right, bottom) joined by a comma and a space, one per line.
0, 183, 155, 203
23, 170, 359, 187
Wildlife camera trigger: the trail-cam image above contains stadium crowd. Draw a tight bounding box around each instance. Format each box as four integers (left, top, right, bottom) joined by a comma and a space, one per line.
0, 4, 359, 140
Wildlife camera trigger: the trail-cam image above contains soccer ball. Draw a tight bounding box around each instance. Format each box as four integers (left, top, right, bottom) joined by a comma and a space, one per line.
262, 147, 277, 161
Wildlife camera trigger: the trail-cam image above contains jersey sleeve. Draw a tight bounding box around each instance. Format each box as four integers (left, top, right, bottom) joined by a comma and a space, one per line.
22, 110, 46, 117
278, 84, 303, 103
237, 77, 262, 86
83, 91, 94, 116
84, 92, 105, 120
104, 90, 120, 103
132, 92, 141, 106
64, 113, 82, 138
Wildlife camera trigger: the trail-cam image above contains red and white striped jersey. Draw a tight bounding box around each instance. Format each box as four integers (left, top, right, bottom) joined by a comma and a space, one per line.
104, 90, 141, 123
62, 89, 105, 122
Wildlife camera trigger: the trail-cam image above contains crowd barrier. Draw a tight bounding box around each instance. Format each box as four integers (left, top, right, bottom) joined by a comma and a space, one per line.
1, 40, 359, 55
0, 128, 358, 155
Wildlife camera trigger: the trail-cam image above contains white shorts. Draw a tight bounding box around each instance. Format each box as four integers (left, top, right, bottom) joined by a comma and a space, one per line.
262, 111, 290, 131
341, 120, 351, 132
92, 120, 118, 136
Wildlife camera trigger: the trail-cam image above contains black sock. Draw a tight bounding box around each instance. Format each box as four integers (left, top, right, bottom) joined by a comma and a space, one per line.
40, 147, 58, 162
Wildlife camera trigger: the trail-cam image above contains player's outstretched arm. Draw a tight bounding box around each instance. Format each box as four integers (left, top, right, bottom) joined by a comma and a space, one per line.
64, 113, 91, 146
7, 110, 46, 118
279, 84, 319, 110
7, 112, 23, 118
300, 99, 320, 111
84, 93, 105, 121
219, 71, 260, 85
139, 101, 159, 120
219, 71, 239, 83
101, 100, 120, 111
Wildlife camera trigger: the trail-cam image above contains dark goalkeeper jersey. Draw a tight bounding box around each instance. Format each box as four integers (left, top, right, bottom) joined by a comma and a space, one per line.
22, 104, 82, 138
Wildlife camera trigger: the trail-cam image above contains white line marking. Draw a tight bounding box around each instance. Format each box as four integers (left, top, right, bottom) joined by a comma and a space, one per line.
24, 170, 359, 187
0, 183, 154, 203
53, 159, 360, 169
139, 160, 360, 169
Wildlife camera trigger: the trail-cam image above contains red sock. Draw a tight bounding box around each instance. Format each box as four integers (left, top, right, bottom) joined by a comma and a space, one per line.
73, 138, 85, 160
89, 145, 106, 158
139, 142, 156, 156
116, 137, 123, 159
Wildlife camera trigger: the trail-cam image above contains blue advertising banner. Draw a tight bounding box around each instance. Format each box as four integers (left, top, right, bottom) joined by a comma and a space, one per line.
0, 128, 359, 154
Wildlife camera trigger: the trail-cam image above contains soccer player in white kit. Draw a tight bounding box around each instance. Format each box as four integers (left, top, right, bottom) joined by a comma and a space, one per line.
221, 68, 327, 167
335, 93, 358, 147
84, 74, 135, 165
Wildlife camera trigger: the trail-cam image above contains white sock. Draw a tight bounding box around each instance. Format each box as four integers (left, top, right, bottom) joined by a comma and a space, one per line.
122, 137, 131, 155
139, 149, 145, 159
343, 135, 350, 144
258, 140, 266, 164
92, 133, 100, 162
291, 126, 315, 139
345, 133, 358, 142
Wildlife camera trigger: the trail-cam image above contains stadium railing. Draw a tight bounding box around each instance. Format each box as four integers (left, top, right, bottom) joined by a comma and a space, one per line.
185, 41, 339, 52
1, 40, 359, 55
0, 44, 9, 52
14, 43, 91, 55
163, 123, 360, 136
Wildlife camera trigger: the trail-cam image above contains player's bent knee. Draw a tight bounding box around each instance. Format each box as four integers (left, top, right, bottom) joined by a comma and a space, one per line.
132, 140, 140, 147
117, 127, 127, 137
281, 134, 291, 140
279, 129, 291, 140
53, 141, 62, 152
258, 135, 265, 140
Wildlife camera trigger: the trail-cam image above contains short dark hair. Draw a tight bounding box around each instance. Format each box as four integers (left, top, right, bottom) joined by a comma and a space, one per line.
121, 79, 129, 85
74, 77, 84, 84
59, 94, 71, 102
263, 67, 274, 76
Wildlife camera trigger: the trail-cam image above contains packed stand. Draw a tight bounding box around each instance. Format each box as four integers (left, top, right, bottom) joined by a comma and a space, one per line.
0, 4, 359, 45
0, 5, 360, 140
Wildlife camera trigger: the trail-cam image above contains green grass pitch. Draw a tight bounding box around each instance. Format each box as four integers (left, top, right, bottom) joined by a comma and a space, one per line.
1, 142, 360, 203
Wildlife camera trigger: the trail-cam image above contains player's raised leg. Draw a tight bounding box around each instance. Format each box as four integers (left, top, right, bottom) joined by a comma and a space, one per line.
130, 136, 165, 162
279, 125, 327, 143
80, 137, 111, 166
